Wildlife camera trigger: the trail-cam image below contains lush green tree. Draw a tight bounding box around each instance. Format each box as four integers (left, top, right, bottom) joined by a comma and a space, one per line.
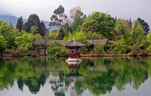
49, 31, 59, 40
147, 32, 151, 51
57, 27, 66, 40
94, 43, 105, 54
30, 25, 38, 34
82, 12, 115, 39
15, 33, 34, 53
0, 21, 17, 49
0, 35, 7, 52
63, 31, 87, 43
71, 14, 84, 32
131, 20, 146, 43
129, 20, 147, 55
16, 16, 23, 32
48, 43, 61, 55
114, 18, 131, 40
74, 31, 87, 42
86, 31, 105, 39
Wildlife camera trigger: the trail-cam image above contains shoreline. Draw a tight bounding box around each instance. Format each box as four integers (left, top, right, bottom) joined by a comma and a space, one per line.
1, 53, 151, 58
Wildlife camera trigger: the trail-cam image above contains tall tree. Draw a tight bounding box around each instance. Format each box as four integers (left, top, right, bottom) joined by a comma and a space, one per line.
0, 21, 17, 49
114, 18, 131, 40
23, 14, 47, 37
0, 35, 7, 52
16, 16, 23, 32
137, 18, 150, 36
39, 21, 48, 37
71, 14, 84, 32
23, 14, 40, 32
69, 6, 86, 25
81, 12, 115, 39
49, 5, 66, 30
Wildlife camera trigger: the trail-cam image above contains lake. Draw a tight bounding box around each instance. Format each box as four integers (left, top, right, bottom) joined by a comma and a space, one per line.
0, 57, 151, 96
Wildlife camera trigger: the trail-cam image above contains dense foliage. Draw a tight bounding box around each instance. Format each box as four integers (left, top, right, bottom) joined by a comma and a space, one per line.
0, 5, 150, 56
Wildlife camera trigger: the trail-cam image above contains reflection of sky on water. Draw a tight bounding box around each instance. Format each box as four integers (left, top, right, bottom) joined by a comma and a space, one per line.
98, 78, 151, 96
0, 77, 151, 96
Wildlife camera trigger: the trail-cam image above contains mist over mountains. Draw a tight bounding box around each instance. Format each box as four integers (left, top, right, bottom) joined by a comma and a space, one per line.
0, 12, 50, 29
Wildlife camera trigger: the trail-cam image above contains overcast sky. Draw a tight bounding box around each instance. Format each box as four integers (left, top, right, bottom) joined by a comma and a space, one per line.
0, 0, 150, 27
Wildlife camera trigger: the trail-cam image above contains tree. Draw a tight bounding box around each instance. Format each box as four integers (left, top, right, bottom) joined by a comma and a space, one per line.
0, 21, 17, 49
39, 21, 48, 37
131, 20, 146, 43
23, 14, 47, 37
82, 12, 115, 39
57, 23, 72, 40
15, 33, 34, 53
69, 6, 84, 19
147, 32, 151, 51
86, 31, 105, 40
71, 14, 84, 32
30, 26, 38, 34
16, 16, 23, 32
137, 18, 150, 36
0, 35, 7, 52
23, 14, 40, 32
49, 30, 59, 40
126, 20, 148, 55
49, 5, 66, 30
63, 31, 87, 43
69, 6, 86, 25
114, 18, 131, 39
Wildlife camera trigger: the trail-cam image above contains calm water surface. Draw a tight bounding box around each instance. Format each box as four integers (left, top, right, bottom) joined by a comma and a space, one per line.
0, 57, 151, 96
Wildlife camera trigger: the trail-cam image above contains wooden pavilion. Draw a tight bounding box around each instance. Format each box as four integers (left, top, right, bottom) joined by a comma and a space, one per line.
65, 37, 84, 64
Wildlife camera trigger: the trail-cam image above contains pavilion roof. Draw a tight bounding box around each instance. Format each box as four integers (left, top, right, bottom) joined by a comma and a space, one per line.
65, 38, 85, 47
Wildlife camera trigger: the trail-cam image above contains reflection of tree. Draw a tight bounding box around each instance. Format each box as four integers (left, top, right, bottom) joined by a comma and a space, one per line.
74, 81, 84, 94
17, 77, 24, 91
82, 70, 114, 95
24, 78, 40, 94
0, 57, 151, 96
50, 74, 65, 96
0, 58, 50, 94
79, 58, 149, 95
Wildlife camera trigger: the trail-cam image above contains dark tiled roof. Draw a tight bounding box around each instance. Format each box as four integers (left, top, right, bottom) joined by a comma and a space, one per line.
34, 40, 64, 46
34, 39, 113, 46
87, 39, 113, 44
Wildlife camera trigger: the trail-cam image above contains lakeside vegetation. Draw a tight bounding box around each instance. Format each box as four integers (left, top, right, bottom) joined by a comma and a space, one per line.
0, 5, 150, 57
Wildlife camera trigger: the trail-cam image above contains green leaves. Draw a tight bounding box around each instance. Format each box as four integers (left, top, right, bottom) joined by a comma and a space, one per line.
15, 33, 34, 53
0, 35, 7, 52
71, 14, 84, 32
63, 31, 87, 43
81, 12, 115, 39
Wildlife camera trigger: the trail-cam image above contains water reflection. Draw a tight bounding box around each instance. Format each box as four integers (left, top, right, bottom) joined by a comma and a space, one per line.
0, 57, 151, 96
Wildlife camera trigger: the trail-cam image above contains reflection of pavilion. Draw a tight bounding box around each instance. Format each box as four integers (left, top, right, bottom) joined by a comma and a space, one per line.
66, 60, 83, 96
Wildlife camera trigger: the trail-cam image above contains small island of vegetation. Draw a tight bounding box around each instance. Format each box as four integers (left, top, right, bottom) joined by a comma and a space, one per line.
0, 5, 150, 57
